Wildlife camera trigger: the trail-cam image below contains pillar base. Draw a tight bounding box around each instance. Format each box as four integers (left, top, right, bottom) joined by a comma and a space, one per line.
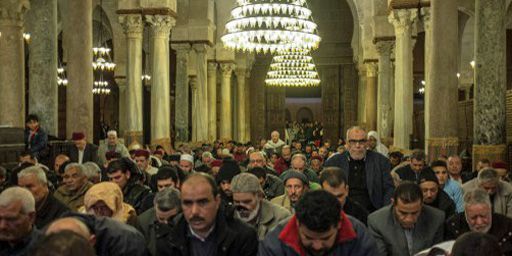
472, 144, 507, 170
426, 137, 459, 163
151, 137, 171, 154
124, 131, 143, 150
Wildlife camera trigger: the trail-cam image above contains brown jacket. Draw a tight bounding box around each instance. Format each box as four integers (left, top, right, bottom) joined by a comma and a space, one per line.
53, 182, 93, 211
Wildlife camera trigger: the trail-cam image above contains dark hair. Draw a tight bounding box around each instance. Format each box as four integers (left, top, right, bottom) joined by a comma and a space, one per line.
389, 151, 403, 160
319, 167, 347, 188
106, 158, 140, 182
0, 166, 6, 179
26, 114, 39, 123
31, 230, 95, 256
451, 232, 502, 256
410, 150, 425, 162
155, 165, 179, 183
58, 160, 72, 175
393, 181, 423, 205
430, 160, 447, 169
247, 167, 267, 179
183, 172, 218, 197
478, 158, 491, 165
20, 150, 35, 159
295, 190, 341, 232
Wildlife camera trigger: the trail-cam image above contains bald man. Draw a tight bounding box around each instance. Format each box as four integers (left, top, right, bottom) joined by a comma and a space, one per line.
264, 130, 286, 154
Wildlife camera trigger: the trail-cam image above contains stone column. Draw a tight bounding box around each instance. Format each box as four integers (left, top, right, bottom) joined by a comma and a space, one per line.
364, 62, 378, 131
119, 14, 144, 146
357, 67, 367, 125
0, 1, 29, 128
245, 68, 252, 142
26, 0, 58, 135
473, 0, 507, 165
207, 62, 218, 141
375, 41, 394, 141
220, 63, 235, 140
190, 75, 199, 142
235, 68, 247, 142
172, 44, 191, 144
193, 44, 208, 142
388, 9, 417, 150
115, 78, 127, 135
64, 0, 93, 139
147, 15, 175, 152
422, 7, 432, 150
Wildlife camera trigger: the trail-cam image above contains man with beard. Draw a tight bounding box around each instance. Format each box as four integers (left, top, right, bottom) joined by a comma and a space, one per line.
230, 173, 290, 240
445, 188, 512, 254
274, 145, 293, 175
271, 171, 309, 213
259, 190, 378, 256
417, 169, 456, 220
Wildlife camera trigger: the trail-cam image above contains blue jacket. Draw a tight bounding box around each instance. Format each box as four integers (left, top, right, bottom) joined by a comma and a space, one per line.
324, 151, 394, 209
258, 212, 378, 256
24, 127, 48, 159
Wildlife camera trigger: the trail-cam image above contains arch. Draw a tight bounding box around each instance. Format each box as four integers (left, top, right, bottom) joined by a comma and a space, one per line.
344, 0, 361, 62
93, 5, 113, 44
296, 107, 314, 123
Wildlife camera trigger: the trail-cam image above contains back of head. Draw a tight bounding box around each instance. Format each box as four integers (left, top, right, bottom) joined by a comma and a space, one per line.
155, 187, 181, 212
0, 186, 35, 214
451, 232, 502, 256
32, 230, 95, 256
319, 167, 347, 187
477, 168, 499, 185
393, 181, 423, 204
295, 190, 341, 232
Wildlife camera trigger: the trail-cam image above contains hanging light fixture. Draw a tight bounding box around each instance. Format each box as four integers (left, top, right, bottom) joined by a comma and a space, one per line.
221, 0, 321, 53
265, 48, 320, 87
141, 26, 151, 84
57, 62, 68, 86
92, 73, 111, 95
92, 0, 115, 95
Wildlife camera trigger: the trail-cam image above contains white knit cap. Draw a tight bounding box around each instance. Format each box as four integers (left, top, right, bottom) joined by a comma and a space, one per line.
180, 154, 194, 164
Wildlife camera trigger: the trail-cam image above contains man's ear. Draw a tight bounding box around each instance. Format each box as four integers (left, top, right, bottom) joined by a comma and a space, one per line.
89, 234, 97, 247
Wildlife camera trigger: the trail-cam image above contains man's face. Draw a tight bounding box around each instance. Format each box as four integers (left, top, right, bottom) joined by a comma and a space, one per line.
318, 148, 327, 158
107, 170, 130, 190
305, 146, 313, 153
0, 201, 34, 242
74, 139, 87, 150
448, 157, 462, 176
294, 142, 302, 150
432, 166, 449, 185
249, 153, 265, 168
367, 136, 377, 150
181, 180, 220, 236
107, 134, 117, 145
157, 178, 176, 191
54, 156, 68, 173
63, 167, 87, 192
271, 132, 279, 143
179, 160, 193, 173
410, 159, 425, 173
479, 181, 498, 195
233, 192, 260, 222
285, 178, 307, 203
390, 156, 401, 167
19, 155, 35, 165
291, 158, 306, 172
465, 203, 492, 233
322, 182, 348, 207
18, 174, 49, 205
26, 120, 39, 131
394, 199, 422, 229
282, 148, 292, 161
220, 181, 232, 197
155, 206, 178, 224
202, 155, 212, 164
88, 201, 113, 217
134, 156, 149, 171
419, 181, 439, 204
298, 223, 338, 256
311, 159, 322, 172
476, 161, 491, 172
347, 130, 367, 160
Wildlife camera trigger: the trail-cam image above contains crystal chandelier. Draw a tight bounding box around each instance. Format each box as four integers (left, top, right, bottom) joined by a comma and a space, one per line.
221, 0, 321, 53
57, 64, 68, 86
93, 73, 111, 94
92, 0, 115, 95
265, 48, 320, 87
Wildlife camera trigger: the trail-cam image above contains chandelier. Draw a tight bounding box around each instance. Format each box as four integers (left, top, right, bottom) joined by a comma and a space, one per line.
221, 0, 321, 53
92, 0, 115, 95
93, 73, 111, 94
265, 48, 320, 87
57, 63, 68, 86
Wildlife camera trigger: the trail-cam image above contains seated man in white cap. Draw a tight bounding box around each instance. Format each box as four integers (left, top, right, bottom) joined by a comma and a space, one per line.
179, 154, 194, 174
231, 173, 291, 240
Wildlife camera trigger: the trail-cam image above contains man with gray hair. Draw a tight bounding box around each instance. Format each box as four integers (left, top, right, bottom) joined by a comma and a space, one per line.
231, 172, 291, 240
445, 188, 512, 254
53, 163, 93, 211
279, 153, 320, 184
18, 166, 69, 228
138, 187, 181, 255
82, 162, 102, 184
0, 187, 43, 255
264, 130, 286, 154
97, 130, 130, 167
462, 168, 512, 218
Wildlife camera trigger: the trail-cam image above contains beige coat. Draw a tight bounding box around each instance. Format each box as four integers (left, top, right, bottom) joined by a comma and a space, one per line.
462, 179, 512, 218
253, 200, 291, 240
270, 194, 293, 213
53, 182, 93, 211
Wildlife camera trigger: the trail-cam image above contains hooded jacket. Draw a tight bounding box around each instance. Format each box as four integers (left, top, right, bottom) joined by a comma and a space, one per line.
367, 131, 389, 157
80, 182, 137, 224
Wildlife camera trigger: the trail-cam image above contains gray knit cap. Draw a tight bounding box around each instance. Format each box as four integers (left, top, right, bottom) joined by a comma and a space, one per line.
231, 173, 263, 194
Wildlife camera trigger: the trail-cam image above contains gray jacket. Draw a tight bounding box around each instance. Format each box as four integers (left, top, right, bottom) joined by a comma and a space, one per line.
247, 200, 291, 240
462, 179, 512, 218
368, 205, 445, 256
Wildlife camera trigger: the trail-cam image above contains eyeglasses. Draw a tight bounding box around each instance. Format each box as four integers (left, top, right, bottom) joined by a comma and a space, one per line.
348, 139, 367, 145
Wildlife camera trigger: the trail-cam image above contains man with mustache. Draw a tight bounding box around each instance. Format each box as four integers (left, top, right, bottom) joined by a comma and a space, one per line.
271, 171, 309, 213
157, 172, 258, 255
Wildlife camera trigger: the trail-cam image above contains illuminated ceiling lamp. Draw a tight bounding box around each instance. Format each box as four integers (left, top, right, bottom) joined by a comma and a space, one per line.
265, 48, 320, 87
221, 0, 321, 53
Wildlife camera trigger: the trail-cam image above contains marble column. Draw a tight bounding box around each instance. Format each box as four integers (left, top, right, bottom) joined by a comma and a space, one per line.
115, 78, 127, 136
193, 44, 208, 142
424, 2, 459, 162
364, 62, 378, 131
190, 75, 199, 142
119, 14, 144, 146
245, 68, 252, 142
376, 41, 394, 141
220, 63, 235, 140
473, 0, 507, 164
235, 68, 247, 142
357, 67, 367, 125
207, 62, 218, 141
64, 0, 93, 139
172, 44, 191, 144
388, 9, 417, 150
147, 15, 175, 152
26, 0, 58, 135
0, 1, 29, 128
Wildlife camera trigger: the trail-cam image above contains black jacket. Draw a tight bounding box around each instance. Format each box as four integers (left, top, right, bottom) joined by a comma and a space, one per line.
156, 209, 258, 256
69, 143, 99, 164
35, 194, 70, 229
123, 181, 153, 214
426, 190, 456, 220
344, 198, 369, 225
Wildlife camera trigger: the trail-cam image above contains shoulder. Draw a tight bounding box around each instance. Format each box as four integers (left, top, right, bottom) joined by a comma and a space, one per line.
499, 181, 512, 194
271, 194, 285, 204
422, 205, 445, 223
138, 207, 156, 224
263, 200, 291, 219
368, 205, 392, 226
367, 151, 390, 165
324, 153, 346, 165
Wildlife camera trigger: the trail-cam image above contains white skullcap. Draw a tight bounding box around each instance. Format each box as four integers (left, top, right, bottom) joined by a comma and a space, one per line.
180, 154, 194, 164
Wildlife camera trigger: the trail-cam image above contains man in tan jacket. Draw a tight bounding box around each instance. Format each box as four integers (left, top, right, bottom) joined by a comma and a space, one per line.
53, 163, 92, 211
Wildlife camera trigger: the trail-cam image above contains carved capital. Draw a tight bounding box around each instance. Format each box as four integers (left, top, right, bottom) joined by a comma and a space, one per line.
207, 62, 218, 73
388, 9, 418, 36
366, 62, 378, 77
146, 15, 175, 38
421, 7, 431, 31
375, 41, 394, 57
119, 14, 143, 38
0, 0, 29, 26
193, 43, 208, 54
235, 68, 247, 79
189, 75, 198, 90
220, 63, 235, 78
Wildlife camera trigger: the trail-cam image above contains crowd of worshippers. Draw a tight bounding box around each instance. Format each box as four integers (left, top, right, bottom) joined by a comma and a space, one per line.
1, 118, 512, 255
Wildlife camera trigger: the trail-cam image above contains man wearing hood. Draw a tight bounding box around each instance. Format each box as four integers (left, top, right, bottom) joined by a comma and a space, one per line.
367, 131, 389, 157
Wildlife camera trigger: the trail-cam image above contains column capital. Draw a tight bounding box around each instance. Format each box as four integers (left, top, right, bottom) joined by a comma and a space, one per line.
193, 43, 208, 53
375, 41, 394, 57
235, 67, 247, 78
420, 7, 431, 31
220, 63, 235, 78
245, 66, 253, 78
119, 14, 143, 38
146, 15, 175, 38
0, 0, 30, 26
388, 9, 418, 36
189, 75, 198, 90
207, 61, 218, 73
366, 62, 378, 77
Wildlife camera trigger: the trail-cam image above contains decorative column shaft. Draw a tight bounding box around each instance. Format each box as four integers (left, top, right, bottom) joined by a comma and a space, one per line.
375, 41, 394, 140
0, 1, 29, 128
172, 44, 191, 143
235, 68, 247, 142
64, 0, 93, 139
245, 68, 252, 142
220, 63, 235, 140
27, 0, 58, 135
207, 62, 218, 141
357, 67, 367, 124
193, 44, 208, 142
388, 9, 417, 150
190, 76, 199, 142
147, 15, 175, 151
473, 0, 507, 164
364, 62, 378, 131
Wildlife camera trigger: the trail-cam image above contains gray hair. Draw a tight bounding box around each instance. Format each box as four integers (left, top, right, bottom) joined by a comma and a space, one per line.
291, 153, 306, 163
0, 187, 35, 213
477, 168, 499, 185
82, 162, 101, 180
464, 188, 492, 208
18, 166, 47, 184
64, 163, 87, 177
107, 130, 117, 137
0, 166, 7, 178
154, 187, 181, 212
250, 151, 267, 161
202, 151, 213, 159
346, 126, 366, 140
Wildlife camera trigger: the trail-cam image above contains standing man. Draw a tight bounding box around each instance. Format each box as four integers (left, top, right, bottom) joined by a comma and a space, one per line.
24, 114, 48, 160
97, 130, 130, 166
324, 126, 394, 212
69, 132, 98, 164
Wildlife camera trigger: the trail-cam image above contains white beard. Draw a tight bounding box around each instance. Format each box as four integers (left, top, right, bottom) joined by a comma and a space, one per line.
236, 201, 260, 223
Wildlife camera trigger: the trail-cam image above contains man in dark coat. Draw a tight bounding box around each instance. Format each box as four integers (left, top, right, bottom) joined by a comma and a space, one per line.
157, 173, 258, 256
324, 126, 394, 212
24, 114, 48, 160
417, 168, 456, 220
394, 150, 429, 183
247, 166, 284, 200
69, 132, 98, 164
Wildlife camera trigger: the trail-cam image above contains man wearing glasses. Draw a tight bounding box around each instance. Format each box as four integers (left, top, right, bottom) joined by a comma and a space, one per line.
324, 126, 394, 213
